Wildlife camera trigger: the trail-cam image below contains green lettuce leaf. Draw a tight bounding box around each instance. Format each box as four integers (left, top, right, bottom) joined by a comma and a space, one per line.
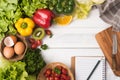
75, 0, 93, 19
0, 56, 28, 80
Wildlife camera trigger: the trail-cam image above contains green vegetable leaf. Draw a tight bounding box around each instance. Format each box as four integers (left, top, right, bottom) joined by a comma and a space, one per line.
7, 0, 18, 4
26, 75, 36, 80
0, 17, 8, 32
75, 0, 93, 19
0, 55, 12, 68
21, 0, 57, 17
0, 57, 28, 80
41, 44, 48, 50
7, 25, 17, 35
20, 71, 28, 80
0, 32, 5, 41
0, 0, 22, 40
21, 48, 46, 75
54, 68, 61, 74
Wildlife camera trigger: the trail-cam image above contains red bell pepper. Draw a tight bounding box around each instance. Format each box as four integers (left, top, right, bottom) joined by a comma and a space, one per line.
33, 9, 55, 29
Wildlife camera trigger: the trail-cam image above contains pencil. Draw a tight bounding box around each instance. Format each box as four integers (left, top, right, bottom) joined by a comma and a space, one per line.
87, 60, 101, 80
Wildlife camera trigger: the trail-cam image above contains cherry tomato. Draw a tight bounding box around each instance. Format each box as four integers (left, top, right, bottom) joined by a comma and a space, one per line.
51, 73, 55, 77
29, 38, 35, 43
54, 77, 60, 80
66, 76, 71, 80
55, 66, 62, 71
36, 40, 42, 46
48, 76, 54, 80
45, 30, 53, 38
62, 68, 68, 75
31, 43, 38, 49
54, 73, 61, 78
44, 73, 49, 78
44, 69, 52, 77
61, 74, 67, 80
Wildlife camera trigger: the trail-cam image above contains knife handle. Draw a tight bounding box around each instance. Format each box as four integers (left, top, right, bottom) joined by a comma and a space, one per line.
112, 55, 117, 71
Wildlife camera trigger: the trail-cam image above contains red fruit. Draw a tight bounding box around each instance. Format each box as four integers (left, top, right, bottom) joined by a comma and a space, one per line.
33, 9, 55, 29
31, 43, 38, 49
51, 73, 55, 77
60, 78, 65, 80
66, 76, 71, 80
44, 69, 52, 77
29, 38, 35, 43
54, 77, 60, 80
44, 73, 50, 78
36, 40, 42, 46
54, 73, 61, 78
61, 74, 67, 80
45, 30, 53, 38
45, 30, 51, 35
55, 66, 62, 71
48, 76, 54, 80
62, 68, 68, 75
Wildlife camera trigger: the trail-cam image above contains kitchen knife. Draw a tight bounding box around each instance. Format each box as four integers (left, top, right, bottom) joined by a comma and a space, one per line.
112, 31, 117, 71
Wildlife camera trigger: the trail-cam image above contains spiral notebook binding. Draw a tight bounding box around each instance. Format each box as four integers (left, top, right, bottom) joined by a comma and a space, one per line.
102, 58, 106, 80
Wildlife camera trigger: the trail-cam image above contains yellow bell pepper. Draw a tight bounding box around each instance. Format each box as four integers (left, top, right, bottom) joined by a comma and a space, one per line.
15, 18, 35, 36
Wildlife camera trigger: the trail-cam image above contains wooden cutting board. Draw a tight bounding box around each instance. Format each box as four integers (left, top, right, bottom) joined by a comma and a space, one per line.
96, 27, 120, 76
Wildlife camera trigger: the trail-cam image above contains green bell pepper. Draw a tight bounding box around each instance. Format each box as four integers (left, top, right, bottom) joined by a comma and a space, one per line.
55, 0, 75, 14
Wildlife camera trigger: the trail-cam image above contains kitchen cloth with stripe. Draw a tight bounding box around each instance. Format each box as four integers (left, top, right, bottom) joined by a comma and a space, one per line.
98, 0, 120, 32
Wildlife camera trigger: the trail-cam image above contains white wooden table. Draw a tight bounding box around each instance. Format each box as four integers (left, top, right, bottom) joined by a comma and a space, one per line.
42, 9, 120, 80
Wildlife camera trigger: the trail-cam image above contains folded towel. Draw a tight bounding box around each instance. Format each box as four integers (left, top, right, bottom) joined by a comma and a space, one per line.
98, 0, 120, 32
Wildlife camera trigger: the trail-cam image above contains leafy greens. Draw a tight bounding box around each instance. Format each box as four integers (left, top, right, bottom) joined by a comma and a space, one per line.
75, 0, 93, 19
0, 0, 22, 40
21, 48, 46, 76
21, 0, 57, 17
0, 55, 28, 80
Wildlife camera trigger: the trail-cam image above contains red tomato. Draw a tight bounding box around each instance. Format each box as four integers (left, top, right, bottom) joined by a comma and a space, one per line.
36, 40, 42, 46
55, 66, 62, 71
29, 38, 35, 43
62, 68, 68, 75
54, 73, 61, 78
44, 69, 52, 77
66, 76, 71, 80
44, 73, 49, 77
54, 77, 60, 80
31, 43, 38, 49
61, 74, 67, 80
60, 78, 65, 80
45, 30, 53, 38
48, 76, 54, 80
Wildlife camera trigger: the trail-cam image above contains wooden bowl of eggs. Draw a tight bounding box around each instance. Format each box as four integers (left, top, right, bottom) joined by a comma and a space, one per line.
0, 34, 27, 61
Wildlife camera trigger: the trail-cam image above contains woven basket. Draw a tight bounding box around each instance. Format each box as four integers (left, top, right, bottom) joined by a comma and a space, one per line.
0, 34, 27, 61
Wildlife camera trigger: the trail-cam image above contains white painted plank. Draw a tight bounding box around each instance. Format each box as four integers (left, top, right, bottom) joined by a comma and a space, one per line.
43, 33, 99, 48
41, 48, 103, 67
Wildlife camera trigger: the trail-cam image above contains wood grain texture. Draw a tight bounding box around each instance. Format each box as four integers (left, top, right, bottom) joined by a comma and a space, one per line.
96, 27, 120, 76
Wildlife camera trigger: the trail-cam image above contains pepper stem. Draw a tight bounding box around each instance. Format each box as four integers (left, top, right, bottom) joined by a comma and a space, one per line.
21, 22, 28, 29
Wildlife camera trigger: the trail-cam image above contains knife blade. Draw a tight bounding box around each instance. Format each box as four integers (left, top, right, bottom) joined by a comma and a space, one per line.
112, 31, 117, 71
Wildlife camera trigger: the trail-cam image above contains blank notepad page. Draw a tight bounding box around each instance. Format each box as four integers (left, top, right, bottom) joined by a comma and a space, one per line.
75, 56, 106, 80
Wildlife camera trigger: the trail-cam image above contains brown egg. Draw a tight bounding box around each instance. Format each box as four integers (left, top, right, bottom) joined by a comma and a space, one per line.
10, 35, 17, 43
4, 35, 17, 47
3, 47, 15, 59
14, 41, 25, 55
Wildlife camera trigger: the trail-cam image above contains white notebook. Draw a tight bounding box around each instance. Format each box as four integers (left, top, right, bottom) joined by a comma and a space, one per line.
75, 56, 106, 80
